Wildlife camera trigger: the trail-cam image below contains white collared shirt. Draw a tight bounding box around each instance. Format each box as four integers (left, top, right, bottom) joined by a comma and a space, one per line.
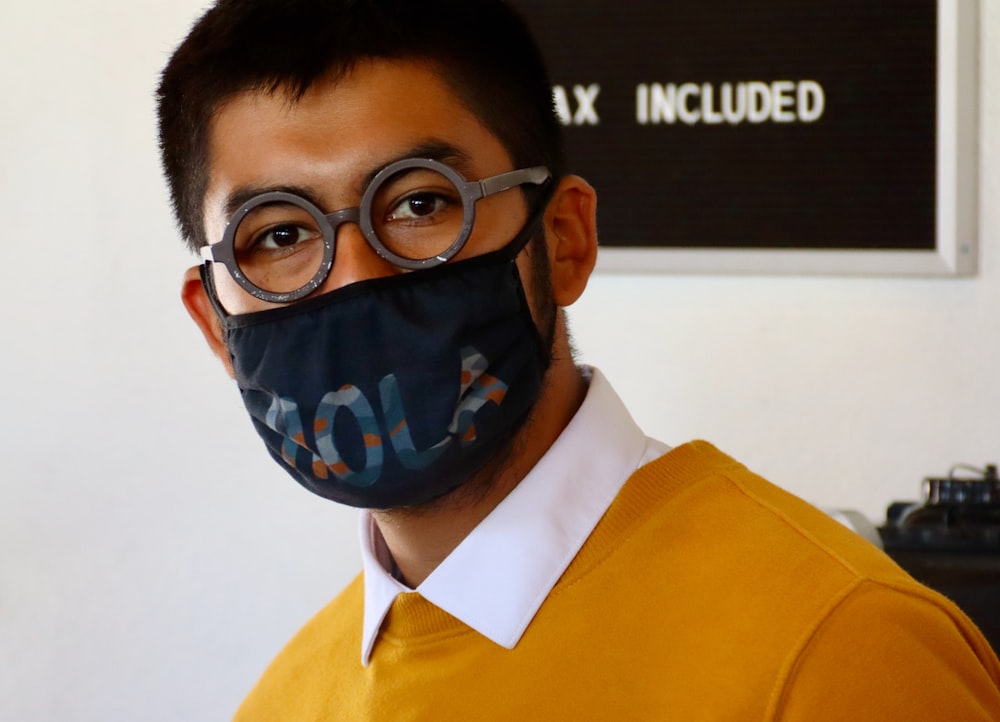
358, 367, 670, 665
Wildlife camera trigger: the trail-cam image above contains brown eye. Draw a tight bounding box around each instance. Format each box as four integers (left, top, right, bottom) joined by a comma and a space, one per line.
384, 192, 452, 222
257, 224, 314, 249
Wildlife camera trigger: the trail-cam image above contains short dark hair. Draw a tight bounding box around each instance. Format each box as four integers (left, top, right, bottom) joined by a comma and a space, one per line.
156, 0, 565, 253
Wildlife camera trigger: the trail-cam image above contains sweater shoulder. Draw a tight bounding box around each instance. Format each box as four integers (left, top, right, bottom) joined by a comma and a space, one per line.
544, 441, 1000, 718
612, 440, 915, 586
561, 440, 940, 655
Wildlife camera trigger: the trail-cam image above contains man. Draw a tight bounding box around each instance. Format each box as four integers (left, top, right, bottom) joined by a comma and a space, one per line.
158, 1, 1000, 719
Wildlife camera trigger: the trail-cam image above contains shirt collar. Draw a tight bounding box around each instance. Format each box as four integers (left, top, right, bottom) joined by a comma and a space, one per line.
358, 367, 668, 665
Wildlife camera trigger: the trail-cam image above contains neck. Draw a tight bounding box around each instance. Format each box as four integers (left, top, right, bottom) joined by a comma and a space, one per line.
371, 330, 586, 588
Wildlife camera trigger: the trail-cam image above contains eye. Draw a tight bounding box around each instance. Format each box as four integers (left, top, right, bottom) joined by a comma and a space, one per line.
233, 200, 323, 254
255, 223, 315, 250
384, 192, 452, 222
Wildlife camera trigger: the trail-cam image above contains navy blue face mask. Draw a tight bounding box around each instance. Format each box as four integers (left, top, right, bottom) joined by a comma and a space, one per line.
202, 198, 552, 509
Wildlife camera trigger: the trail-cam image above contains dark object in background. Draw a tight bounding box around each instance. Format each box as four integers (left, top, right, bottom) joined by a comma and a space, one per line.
880, 464, 1000, 654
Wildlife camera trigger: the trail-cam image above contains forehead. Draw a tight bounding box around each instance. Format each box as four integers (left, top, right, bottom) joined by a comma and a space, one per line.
202, 59, 513, 232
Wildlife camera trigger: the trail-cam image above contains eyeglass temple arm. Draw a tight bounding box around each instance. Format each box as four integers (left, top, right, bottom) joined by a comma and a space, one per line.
478, 166, 550, 198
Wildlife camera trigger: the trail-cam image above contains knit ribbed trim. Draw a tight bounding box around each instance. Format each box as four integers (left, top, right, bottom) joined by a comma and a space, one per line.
380, 591, 475, 643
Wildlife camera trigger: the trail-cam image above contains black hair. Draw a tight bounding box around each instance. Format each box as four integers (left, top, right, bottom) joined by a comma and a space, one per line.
156, 0, 565, 253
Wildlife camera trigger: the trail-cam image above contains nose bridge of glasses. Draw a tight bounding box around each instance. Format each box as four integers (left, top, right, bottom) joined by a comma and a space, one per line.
320, 207, 401, 290
322, 205, 379, 268
323, 206, 363, 232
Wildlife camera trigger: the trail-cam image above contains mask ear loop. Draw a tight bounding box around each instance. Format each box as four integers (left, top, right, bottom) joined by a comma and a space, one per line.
498, 179, 560, 373
494, 179, 558, 263
199, 263, 235, 324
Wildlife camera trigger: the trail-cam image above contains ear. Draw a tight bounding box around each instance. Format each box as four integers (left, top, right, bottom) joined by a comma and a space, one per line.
181, 266, 236, 379
543, 175, 598, 307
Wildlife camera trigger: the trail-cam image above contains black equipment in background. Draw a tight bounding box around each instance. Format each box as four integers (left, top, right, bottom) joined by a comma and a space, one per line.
880, 464, 1000, 654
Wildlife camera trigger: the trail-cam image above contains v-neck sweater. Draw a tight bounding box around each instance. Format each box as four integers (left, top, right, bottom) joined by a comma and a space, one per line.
235, 441, 1000, 721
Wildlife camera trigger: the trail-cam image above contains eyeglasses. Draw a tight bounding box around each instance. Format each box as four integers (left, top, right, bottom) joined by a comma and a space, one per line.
200, 158, 551, 304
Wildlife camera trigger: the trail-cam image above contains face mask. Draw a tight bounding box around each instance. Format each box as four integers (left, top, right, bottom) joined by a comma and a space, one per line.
203, 208, 551, 509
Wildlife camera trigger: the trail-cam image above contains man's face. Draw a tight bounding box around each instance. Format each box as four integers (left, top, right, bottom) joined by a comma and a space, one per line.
184, 55, 597, 514
200, 58, 547, 318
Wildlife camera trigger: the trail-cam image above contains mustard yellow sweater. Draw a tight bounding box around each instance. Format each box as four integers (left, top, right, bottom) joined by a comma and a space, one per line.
235, 441, 1000, 721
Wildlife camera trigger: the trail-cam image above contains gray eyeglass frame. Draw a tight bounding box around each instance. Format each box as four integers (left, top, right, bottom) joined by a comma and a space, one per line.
199, 157, 551, 304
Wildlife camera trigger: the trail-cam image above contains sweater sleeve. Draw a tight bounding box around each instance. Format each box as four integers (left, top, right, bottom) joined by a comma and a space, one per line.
773, 580, 1000, 721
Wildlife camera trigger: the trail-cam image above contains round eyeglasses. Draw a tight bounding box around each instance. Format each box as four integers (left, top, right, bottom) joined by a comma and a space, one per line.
200, 158, 551, 304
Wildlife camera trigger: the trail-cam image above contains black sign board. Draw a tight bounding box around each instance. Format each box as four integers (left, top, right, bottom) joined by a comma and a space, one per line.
512, 0, 977, 275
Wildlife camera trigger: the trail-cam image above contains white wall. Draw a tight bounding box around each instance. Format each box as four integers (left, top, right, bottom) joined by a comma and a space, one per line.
1, 1, 996, 720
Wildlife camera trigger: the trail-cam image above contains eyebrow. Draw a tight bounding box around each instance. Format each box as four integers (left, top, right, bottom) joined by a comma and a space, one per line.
218, 139, 476, 222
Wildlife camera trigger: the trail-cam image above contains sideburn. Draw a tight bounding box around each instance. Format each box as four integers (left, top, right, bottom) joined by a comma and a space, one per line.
526, 232, 558, 356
